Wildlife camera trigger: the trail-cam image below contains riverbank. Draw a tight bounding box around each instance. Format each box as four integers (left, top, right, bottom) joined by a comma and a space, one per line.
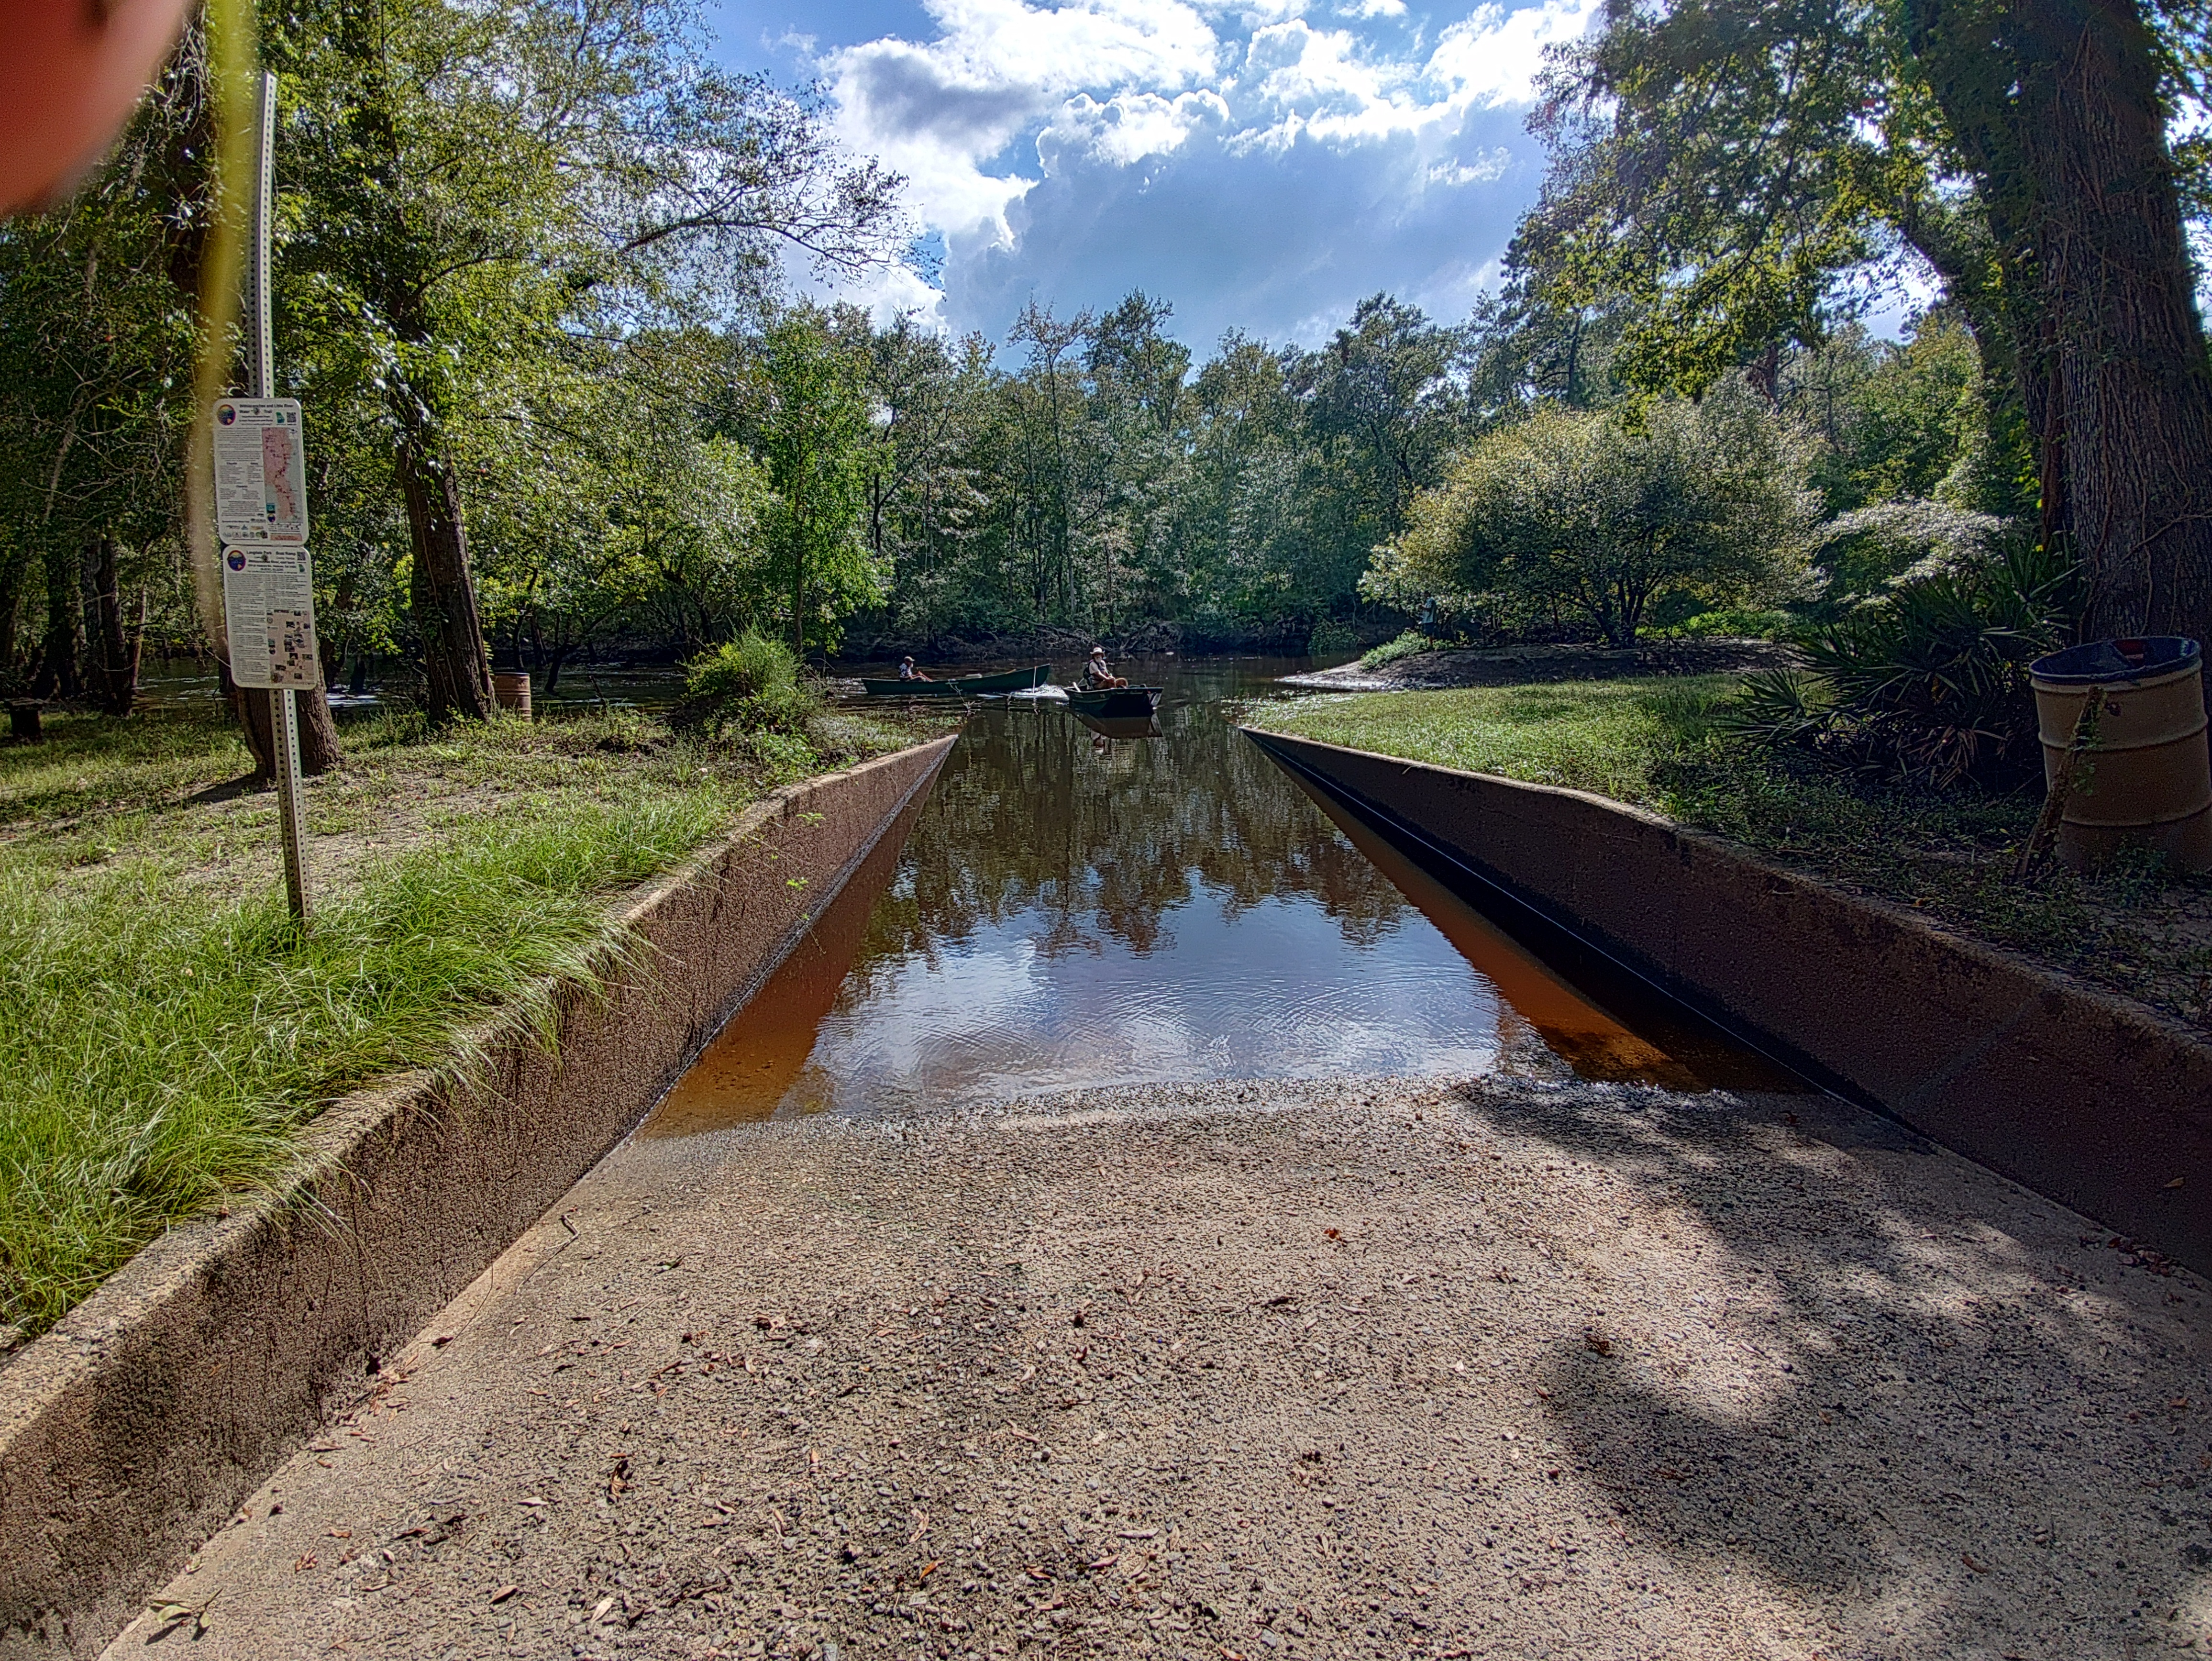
1281, 639, 1798, 693
1246, 680, 2212, 1037
0, 701, 955, 1341
106, 1073, 2212, 1660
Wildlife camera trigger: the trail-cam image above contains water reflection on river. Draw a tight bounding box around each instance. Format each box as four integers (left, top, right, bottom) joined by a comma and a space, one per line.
650, 657, 1747, 1133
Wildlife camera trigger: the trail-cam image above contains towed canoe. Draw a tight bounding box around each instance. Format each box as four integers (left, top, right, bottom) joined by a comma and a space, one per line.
860, 664, 1053, 698
859, 677, 962, 698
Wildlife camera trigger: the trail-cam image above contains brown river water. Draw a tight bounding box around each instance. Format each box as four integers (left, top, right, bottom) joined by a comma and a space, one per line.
647, 656, 1779, 1133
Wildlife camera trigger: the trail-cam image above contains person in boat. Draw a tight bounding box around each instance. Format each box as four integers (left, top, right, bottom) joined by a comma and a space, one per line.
898, 656, 932, 682
1083, 647, 1127, 689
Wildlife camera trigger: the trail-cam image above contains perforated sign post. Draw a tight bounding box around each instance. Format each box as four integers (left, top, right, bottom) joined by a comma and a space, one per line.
212, 71, 314, 927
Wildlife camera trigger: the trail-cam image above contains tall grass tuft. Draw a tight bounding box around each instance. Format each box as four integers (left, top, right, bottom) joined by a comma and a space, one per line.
0, 792, 727, 1337
1358, 631, 1442, 670
675, 631, 818, 736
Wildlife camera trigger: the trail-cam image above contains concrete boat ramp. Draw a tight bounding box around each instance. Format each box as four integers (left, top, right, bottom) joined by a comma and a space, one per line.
105, 1075, 2212, 1661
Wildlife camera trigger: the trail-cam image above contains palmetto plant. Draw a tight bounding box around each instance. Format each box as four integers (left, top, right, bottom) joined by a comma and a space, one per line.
1724, 536, 2079, 789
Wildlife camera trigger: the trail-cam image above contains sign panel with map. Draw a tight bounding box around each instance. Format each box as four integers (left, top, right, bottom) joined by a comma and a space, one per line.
211, 398, 309, 547
221, 545, 321, 690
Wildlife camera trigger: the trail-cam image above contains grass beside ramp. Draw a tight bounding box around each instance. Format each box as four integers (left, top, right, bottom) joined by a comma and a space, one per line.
1248, 677, 2212, 1039
0, 699, 945, 1340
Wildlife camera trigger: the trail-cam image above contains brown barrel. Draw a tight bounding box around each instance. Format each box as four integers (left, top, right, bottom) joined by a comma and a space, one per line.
492, 671, 532, 720
2030, 637, 2212, 873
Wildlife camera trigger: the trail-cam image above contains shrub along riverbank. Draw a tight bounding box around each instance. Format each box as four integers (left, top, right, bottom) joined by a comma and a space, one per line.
0, 693, 952, 1340
1249, 679, 2212, 1036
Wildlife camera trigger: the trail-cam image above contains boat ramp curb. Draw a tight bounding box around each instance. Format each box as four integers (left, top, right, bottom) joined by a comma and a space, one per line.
0, 736, 956, 1659
1244, 728, 2212, 1275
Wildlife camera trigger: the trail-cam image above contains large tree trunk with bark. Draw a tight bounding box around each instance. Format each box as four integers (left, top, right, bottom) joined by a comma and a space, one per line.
1909, 0, 2212, 647
224, 670, 344, 780
398, 432, 495, 723
2012, 0, 2212, 645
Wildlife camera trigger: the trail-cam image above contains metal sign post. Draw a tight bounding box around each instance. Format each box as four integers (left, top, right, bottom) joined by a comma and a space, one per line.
240, 69, 312, 927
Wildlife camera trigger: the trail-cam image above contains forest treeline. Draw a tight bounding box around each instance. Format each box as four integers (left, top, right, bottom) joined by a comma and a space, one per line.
6, 0, 2212, 776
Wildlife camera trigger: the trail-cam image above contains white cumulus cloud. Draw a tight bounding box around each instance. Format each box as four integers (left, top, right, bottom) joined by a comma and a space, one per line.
1041, 89, 1230, 166
798, 0, 1593, 343
827, 0, 1222, 240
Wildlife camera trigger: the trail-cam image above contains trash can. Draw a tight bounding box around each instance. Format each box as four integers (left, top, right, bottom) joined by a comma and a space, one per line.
2028, 636, 2212, 873
492, 671, 532, 720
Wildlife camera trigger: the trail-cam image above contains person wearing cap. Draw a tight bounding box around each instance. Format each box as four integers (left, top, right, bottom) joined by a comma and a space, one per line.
1083, 647, 1127, 689
898, 655, 932, 682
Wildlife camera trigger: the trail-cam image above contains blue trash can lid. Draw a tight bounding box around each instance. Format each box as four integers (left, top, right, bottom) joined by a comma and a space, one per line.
2029, 635, 2201, 686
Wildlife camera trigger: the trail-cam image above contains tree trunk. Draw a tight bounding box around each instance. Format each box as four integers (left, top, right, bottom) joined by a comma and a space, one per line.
0, 547, 25, 691
320, 571, 354, 685
225, 663, 276, 776
791, 525, 806, 658
223, 666, 343, 780
297, 661, 343, 772
89, 536, 138, 716
398, 432, 495, 722
29, 541, 82, 700
2010, 0, 2212, 646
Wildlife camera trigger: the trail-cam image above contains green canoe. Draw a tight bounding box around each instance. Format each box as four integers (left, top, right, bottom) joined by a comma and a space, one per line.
860, 664, 1052, 697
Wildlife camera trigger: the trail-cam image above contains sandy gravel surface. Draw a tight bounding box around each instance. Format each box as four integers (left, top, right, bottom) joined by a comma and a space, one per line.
108, 1076, 2211, 1661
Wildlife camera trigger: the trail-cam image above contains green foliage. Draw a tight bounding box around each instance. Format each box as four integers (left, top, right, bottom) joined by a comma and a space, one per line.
1807, 498, 2013, 611
741, 307, 887, 654
1306, 619, 1359, 657
1360, 631, 1443, 668
0, 33, 210, 691
1382, 386, 1817, 646
1658, 607, 1798, 640
6, 0, 2063, 703
1724, 538, 2077, 787
1788, 314, 2024, 517
675, 630, 815, 733
1297, 295, 1473, 545
851, 291, 1480, 649
684, 631, 799, 704
1509, 0, 2208, 655
1720, 667, 1842, 747
1515, 0, 1900, 398
265, 0, 899, 703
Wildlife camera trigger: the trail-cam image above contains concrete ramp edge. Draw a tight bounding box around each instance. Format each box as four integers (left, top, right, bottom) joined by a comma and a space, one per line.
0, 735, 957, 1659
1244, 727, 2212, 1272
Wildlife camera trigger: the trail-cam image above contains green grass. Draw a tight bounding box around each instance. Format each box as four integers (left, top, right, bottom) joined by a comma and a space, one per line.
1270, 677, 1731, 802
0, 698, 944, 1337
1251, 678, 2212, 1033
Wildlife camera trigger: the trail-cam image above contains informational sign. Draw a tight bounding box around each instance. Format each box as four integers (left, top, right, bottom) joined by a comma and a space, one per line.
211, 398, 309, 547
221, 545, 321, 690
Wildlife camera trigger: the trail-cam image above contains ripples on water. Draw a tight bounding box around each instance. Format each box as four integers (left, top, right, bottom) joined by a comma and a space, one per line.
649, 657, 1770, 1134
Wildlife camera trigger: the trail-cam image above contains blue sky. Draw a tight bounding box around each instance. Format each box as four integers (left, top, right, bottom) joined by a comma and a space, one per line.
704, 0, 1598, 352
